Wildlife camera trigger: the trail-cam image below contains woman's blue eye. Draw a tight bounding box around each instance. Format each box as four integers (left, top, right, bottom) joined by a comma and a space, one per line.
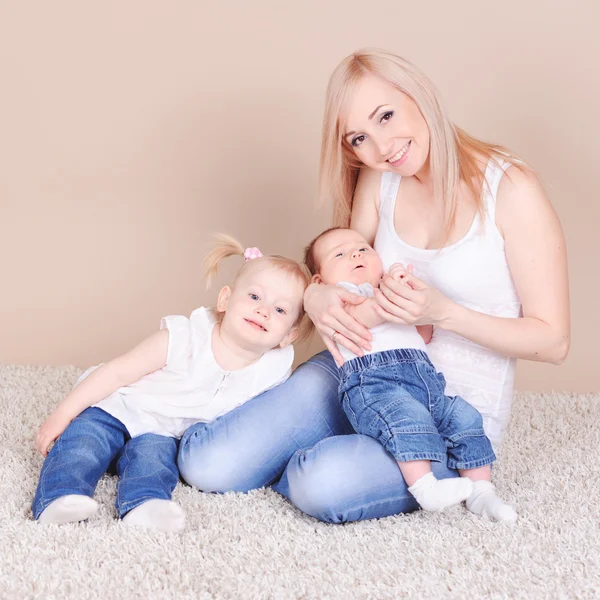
275, 307, 286, 315
381, 111, 394, 123
249, 293, 259, 301
351, 135, 365, 147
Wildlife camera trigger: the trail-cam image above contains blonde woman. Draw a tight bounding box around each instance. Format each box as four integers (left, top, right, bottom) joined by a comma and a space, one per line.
177, 50, 569, 523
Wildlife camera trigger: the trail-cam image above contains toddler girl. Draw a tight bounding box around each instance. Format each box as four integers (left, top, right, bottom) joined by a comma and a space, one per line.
33, 235, 310, 532
304, 227, 517, 522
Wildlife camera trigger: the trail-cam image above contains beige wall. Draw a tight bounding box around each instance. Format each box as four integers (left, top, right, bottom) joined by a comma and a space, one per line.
1, 0, 598, 391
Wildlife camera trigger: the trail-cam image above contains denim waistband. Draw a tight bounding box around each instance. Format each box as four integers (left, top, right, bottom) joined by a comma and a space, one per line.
340, 348, 430, 376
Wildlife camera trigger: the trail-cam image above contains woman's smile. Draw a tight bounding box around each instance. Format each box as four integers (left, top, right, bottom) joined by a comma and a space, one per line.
387, 141, 411, 167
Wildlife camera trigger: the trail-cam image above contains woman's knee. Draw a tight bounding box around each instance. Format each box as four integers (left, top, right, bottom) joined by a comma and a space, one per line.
177, 351, 346, 493
284, 444, 352, 523
177, 425, 249, 493
282, 435, 416, 523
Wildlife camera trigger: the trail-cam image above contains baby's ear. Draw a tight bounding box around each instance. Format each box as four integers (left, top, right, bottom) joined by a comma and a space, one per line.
311, 273, 323, 284
216, 286, 232, 313
279, 326, 299, 349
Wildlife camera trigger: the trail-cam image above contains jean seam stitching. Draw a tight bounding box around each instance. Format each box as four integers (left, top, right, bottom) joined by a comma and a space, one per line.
116, 441, 133, 514
449, 456, 495, 470
414, 361, 434, 417
393, 452, 447, 462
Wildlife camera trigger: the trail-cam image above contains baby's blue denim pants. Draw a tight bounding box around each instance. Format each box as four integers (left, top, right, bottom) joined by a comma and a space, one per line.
339, 349, 496, 470
32, 407, 179, 520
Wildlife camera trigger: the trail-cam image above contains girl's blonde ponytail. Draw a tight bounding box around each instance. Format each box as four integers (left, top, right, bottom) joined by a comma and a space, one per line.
203, 233, 246, 289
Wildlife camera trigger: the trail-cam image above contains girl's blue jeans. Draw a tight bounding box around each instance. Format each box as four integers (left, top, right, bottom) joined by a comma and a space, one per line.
178, 351, 460, 523
33, 407, 179, 520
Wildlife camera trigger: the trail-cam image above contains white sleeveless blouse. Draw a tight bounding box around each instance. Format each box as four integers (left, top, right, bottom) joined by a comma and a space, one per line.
374, 158, 521, 452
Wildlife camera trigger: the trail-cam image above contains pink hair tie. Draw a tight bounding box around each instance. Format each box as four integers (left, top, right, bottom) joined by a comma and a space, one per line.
244, 247, 263, 261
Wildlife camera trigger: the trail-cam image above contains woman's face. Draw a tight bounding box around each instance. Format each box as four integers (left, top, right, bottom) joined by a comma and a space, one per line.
342, 74, 430, 176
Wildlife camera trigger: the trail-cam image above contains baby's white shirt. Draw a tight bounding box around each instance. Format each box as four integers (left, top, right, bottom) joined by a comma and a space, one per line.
337, 281, 426, 363
83, 307, 293, 438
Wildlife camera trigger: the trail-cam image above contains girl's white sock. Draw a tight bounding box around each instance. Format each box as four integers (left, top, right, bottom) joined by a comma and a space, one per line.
408, 472, 474, 512
38, 495, 98, 524
466, 480, 518, 523
122, 499, 186, 533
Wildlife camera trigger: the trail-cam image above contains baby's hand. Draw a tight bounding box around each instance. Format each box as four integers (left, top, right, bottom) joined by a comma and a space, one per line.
389, 262, 410, 282
35, 411, 71, 457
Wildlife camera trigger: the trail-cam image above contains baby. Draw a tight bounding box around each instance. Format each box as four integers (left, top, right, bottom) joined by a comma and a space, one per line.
33, 235, 311, 532
304, 227, 517, 522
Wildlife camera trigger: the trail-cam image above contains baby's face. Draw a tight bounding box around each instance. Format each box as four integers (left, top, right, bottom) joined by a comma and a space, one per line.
313, 229, 383, 287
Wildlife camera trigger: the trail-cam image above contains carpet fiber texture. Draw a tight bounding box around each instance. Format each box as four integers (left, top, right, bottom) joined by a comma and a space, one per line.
0, 365, 598, 599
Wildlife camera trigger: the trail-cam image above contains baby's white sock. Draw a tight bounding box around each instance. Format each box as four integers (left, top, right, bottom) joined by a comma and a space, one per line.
38, 495, 98, 524
122, 499, 186, 533
466, 480, 518, 523
408, 472, 474, 512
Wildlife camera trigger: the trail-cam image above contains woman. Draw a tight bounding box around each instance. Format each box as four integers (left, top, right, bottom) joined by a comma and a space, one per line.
177, 49, 570, 523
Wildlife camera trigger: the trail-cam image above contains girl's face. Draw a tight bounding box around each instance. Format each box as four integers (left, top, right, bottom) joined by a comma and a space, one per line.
218, 265, 304, 352
342, 74, 430, 177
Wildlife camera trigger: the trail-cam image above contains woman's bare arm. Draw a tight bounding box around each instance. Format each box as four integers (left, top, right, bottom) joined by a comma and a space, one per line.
441, 167, 570, 363
374, 167, 570, 364
350, 167, 381, 243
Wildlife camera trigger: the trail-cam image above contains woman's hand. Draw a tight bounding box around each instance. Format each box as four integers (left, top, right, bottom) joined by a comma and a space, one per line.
35, 410, 71, 457
304, 282, 372, 366
373, 266, 453, 327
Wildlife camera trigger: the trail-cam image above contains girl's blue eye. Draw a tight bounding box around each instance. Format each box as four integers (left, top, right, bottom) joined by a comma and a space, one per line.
381, 111, 394, 123
249, 293, 259, 301
351, 135, 365, 148
275, 307, 286, 315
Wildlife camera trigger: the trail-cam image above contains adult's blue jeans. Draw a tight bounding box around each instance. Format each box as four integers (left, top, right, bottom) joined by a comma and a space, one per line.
178, 351, 459, 523
33, 407, 179, 520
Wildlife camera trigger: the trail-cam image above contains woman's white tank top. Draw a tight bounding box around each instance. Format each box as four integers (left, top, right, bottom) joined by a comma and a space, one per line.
374, 158, 521, 452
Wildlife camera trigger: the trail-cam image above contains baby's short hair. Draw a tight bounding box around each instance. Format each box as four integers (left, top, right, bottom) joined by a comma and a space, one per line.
303, 227, 342, 276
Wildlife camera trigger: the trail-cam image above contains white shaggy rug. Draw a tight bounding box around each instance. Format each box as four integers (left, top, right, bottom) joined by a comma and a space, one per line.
0, 365, 599, 599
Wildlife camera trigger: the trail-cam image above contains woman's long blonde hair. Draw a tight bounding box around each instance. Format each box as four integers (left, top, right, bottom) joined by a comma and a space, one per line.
202, 233, 313, 343
319, 49, 516, 231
